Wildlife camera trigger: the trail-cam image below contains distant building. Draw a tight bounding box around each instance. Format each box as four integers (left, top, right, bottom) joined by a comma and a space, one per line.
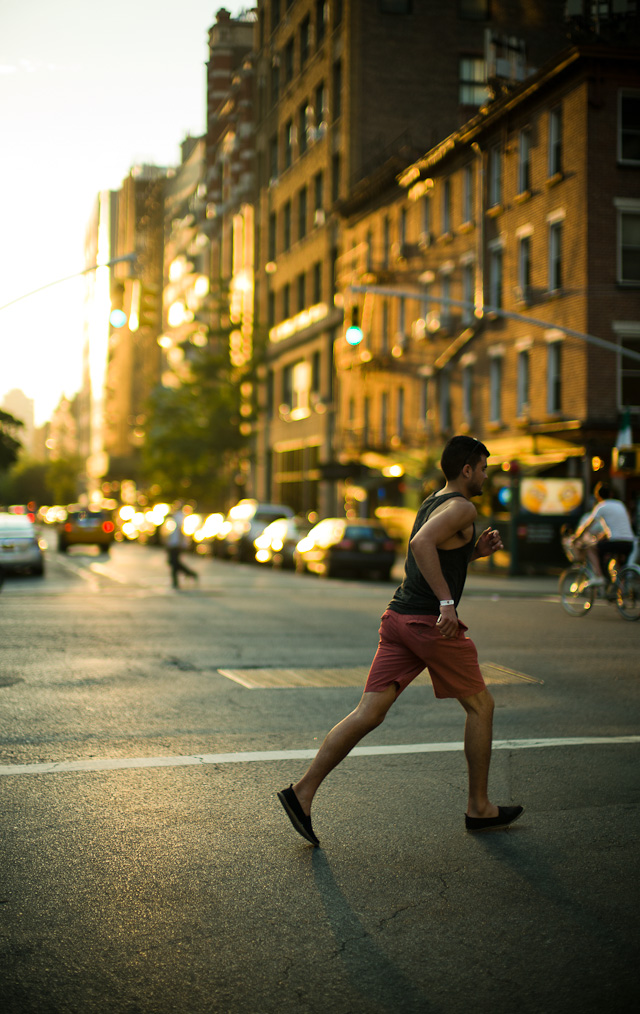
1, 389, 34, 457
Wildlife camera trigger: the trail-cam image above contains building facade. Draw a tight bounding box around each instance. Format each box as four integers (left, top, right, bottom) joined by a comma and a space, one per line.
336, 43, 640, 541
251, 0, 583, 516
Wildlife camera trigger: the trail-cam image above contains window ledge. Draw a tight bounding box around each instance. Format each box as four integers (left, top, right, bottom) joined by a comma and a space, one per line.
545, 171, 564, 188
458, 221, 475, 234
514, 190, 532, 205
437, 231, 454, 244
486, 204, 503, 218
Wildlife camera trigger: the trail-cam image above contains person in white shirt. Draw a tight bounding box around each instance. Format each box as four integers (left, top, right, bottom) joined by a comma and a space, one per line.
573, 483, 635, 585
166, 504, 198, 589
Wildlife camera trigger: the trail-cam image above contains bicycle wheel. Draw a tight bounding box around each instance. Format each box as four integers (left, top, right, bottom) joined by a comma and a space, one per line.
559, 565, 595, 616
616, 567, 640, 621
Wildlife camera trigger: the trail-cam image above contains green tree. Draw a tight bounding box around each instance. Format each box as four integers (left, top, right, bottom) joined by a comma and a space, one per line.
142, 343, 249, 506
0, 409, 24, 472
0, 459, 54, 506
45, 456, 84, 505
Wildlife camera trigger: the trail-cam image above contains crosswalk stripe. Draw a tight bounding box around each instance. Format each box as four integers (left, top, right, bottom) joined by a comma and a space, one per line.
0, 736, 637, 776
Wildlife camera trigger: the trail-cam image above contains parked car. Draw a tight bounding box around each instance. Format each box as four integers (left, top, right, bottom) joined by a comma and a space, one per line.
214, 500, 295, 562
294, 518, 397, 580
254, 516, 314, 569
57, 505, 115, 553
0, 512, 45, 576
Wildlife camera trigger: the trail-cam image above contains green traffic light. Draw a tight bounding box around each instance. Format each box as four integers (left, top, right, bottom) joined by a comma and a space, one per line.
345, 325, 363, 345
109, 309, 127, 328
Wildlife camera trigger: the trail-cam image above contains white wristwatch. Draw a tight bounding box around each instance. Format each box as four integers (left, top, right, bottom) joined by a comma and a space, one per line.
439, 599, 455, 607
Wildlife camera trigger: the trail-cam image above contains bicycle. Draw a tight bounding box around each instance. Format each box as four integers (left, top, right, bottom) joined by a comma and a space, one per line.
559, 535, 640, 620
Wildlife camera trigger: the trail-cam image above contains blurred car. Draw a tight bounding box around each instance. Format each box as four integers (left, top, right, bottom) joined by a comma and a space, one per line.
0, 512, 45, 576
254, 516, 314, 569
214, 500, 295, 562
57, 505, 115, 553
294, 518, 397, 580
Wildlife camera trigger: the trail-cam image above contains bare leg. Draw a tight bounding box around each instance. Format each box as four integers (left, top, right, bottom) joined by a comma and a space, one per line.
293, 685, 398, 815
585, 544, 603, 577
459, 689, 499, 819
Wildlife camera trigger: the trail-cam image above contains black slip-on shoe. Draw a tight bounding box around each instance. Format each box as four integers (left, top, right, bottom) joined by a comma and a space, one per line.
277, 785, 320, 846
465, 805, 524, 832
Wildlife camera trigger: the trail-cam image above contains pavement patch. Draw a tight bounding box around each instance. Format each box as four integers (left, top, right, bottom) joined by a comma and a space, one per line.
216, 662, 543, 689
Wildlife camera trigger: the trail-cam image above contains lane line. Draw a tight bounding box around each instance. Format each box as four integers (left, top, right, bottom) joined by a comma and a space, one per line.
0, 736, 638, 777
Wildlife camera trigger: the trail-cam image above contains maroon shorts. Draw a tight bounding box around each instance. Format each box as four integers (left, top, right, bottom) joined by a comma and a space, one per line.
364, 609, 487, 700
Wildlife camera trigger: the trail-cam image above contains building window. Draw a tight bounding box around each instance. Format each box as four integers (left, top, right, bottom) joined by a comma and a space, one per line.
489, 244, 503, 308
619, 91, 640, 165
442, 178, 451, 234
549, 106, 562, 177
518, 234, 532, 301
547, 341, 562, 413
613, 324, 640, 409
517, 348, 530, 416
268, 212, 277, 261
489, 354, 503, 423
297, 272, 306, 311
314, 171, 323, 215
311, 350, 321, 395
300, 16, 310, 67
283, 201, 291, 250
316, 1, 328, 44
420, 378, 429, 423
459, 57, 488, 106
268, 290, 276, 328
313, 261, 322, 303
283, 120, 293, 170
331, 153, 341, 202
381, 391, 389, 444
333, 59, 342, 120
282, 283, 291, 321
379, 0, 413, 11
271, 0, 281, 34
298, 185, 307, 239
549, 221, 563, 292
441, 274, 452, 330
396, 387, 405, 437
459, 0, 490, 18
284, 37, 294, 84
381, 301, 390, 353
383, 216, 390, 266
518, 129, 531, 193
298, 102, 308, 155
399, 207, 407, 249
462, 262, 474, 324
363, 396, 370, 444
489, 145, 502, 206
462, 363, 473, 425
269, 134, 278, 180
314, 81, 327, 136
439, 370, 452, 431
421, 195, 431, 241
463, 164, 473, 223
270, 60, 280, 106
617, 205, 640, 284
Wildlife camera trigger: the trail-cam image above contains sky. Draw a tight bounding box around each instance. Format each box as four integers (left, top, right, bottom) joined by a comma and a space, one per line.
0, 0, 250, 426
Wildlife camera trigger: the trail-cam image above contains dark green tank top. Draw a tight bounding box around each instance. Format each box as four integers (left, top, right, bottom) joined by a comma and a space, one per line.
388, 492, 474, 615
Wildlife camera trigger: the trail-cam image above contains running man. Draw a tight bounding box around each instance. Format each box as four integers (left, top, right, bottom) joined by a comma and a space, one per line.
278, 435, 524, 845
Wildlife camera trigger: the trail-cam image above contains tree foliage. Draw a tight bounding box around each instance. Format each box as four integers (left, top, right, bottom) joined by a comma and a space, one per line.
142, 344, 249, 506
0, 409, 24, 472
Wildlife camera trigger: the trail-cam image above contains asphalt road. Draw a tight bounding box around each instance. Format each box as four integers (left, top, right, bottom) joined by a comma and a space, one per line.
1, 542, 638, 1014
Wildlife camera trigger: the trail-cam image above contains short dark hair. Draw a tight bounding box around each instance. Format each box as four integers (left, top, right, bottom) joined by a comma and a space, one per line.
594, 482, 611, 500
440, 435, 489, 480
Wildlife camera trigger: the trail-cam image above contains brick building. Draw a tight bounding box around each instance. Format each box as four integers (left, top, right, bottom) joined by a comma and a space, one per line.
336, 42, 640, 541
251, 0, 582, 516
104, 165, 167, 478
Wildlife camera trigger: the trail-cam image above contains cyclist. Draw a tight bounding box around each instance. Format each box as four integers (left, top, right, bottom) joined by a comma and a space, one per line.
572, 483, 635, 586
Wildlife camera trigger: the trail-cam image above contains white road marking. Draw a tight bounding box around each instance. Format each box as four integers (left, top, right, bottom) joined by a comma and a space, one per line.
0, 736, 637, 777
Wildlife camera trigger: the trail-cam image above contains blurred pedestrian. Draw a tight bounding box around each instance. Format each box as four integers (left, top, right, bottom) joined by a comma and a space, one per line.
278, 435, 524, 846
166, 503, 198, 590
